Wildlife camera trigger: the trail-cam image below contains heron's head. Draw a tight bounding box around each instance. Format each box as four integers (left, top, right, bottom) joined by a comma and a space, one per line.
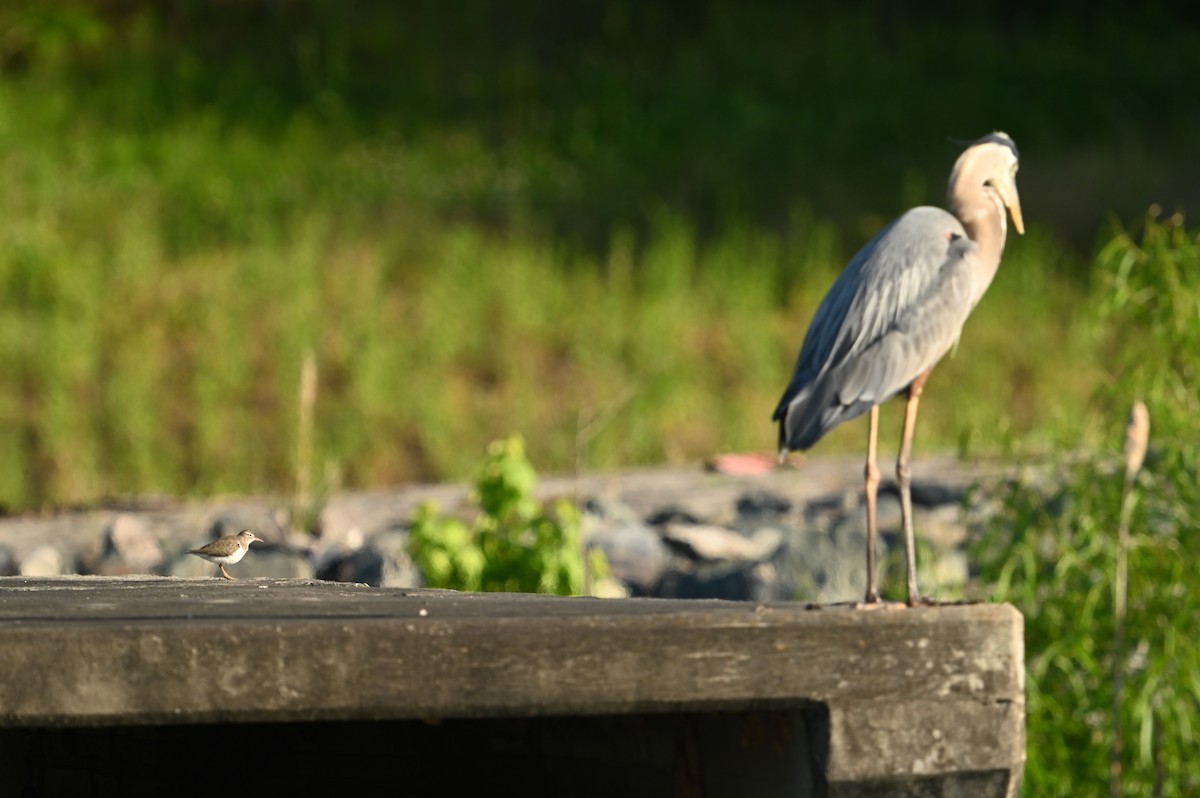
948, 131, 1024, 235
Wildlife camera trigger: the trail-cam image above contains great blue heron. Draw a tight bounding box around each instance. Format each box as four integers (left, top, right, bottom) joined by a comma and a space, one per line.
773, 132, 1024, 606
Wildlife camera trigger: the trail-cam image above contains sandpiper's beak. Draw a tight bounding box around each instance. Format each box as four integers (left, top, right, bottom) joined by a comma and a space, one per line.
994, 173, 1024, 235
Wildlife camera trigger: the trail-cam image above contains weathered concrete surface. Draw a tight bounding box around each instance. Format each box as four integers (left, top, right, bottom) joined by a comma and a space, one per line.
0, 577, 1024, 795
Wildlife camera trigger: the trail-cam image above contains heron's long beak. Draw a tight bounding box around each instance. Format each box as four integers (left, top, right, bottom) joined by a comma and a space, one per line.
995, 177, 1024, 235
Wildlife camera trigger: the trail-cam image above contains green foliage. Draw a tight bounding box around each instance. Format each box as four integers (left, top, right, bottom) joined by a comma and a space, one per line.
972, 214, 1200, 796
5, 2, 1199, 243
0, 2, 1143, 512
0, 95, 1090, 512
1094, 210, 1200, 440
408, 435, 609, 596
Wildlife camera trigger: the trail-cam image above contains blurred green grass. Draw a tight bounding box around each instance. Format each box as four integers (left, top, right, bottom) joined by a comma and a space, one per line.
972, 213, 1200, 797
0, 81, 1100, 512
4, 1, 1180, 511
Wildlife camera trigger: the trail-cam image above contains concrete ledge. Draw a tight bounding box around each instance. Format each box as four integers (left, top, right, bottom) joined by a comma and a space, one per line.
0, 577, 1024, 795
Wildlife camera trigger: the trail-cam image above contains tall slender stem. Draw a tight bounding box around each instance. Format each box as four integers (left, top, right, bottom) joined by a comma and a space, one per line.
296, 350, 318, 513
1111, 401, 1149, 798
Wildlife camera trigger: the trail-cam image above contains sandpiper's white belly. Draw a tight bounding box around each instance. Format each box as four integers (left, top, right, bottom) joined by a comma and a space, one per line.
192, 548, 247, 565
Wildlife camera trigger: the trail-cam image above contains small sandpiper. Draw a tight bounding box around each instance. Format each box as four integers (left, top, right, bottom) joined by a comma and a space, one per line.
188, 530, 263, 580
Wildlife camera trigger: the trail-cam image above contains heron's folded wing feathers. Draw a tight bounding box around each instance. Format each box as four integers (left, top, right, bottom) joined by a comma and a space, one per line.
775, 207, 978, 449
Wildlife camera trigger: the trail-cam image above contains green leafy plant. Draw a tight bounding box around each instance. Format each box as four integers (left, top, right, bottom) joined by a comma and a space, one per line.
407, 434, 610, 596
971, 212, 1200, 797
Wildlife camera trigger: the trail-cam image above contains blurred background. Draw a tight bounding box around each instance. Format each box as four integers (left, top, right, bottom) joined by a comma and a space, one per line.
0, 0, 1196, 512
4, 4, 1200, 794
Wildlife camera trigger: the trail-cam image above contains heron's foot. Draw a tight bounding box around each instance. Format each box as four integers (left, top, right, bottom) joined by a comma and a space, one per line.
906, 594, 938, 607
853, 586, 893, 610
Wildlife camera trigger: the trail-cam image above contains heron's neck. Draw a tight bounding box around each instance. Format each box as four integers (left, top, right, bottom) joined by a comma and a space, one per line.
952, 187, 1008, 307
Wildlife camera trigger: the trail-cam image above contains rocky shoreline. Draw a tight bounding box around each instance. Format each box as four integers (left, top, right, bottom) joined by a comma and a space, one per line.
0, 454, 1022, 603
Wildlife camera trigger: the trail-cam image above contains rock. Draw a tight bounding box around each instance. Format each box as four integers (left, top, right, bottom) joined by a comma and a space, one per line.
0, 545, 18, 576
0, 457, 1001, 601
165, 551, 217, 580
582, 498, 670, 592
20, 545, 65, 577
368, 531, 423, 588
314, 504, 372, 549
875, 479, 965, 508
645, 507, 704, 526
315, 547, 385, 585
237, 547, 315, 579
909, 481, 967, 507
95, 514, 164, 575
917, 504, 969, 548
660, 523, 783, 563
316, 545, 417, 588
734, 491, 792, 519
802, 489, 860, 522
651, 561, 773, 601
776, 495, 898, 604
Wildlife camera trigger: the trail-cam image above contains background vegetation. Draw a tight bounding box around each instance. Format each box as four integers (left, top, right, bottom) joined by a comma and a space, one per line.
408, 433, 612, 596
0, 1, 1197, 793
2, 0, 1194, 512
971, 214, 1200, 797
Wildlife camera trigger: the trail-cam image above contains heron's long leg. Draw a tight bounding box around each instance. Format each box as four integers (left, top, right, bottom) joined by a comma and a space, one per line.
897, 371, 931, 606
863, 404, 881, 603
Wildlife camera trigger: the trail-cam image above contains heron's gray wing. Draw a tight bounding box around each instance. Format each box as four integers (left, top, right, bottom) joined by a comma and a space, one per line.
774, 206, 977, 451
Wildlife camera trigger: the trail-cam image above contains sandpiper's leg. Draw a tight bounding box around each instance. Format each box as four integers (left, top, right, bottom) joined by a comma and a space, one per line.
219, 564, 234, 580
897, 371, 930, 606
863, 404, 882, 604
